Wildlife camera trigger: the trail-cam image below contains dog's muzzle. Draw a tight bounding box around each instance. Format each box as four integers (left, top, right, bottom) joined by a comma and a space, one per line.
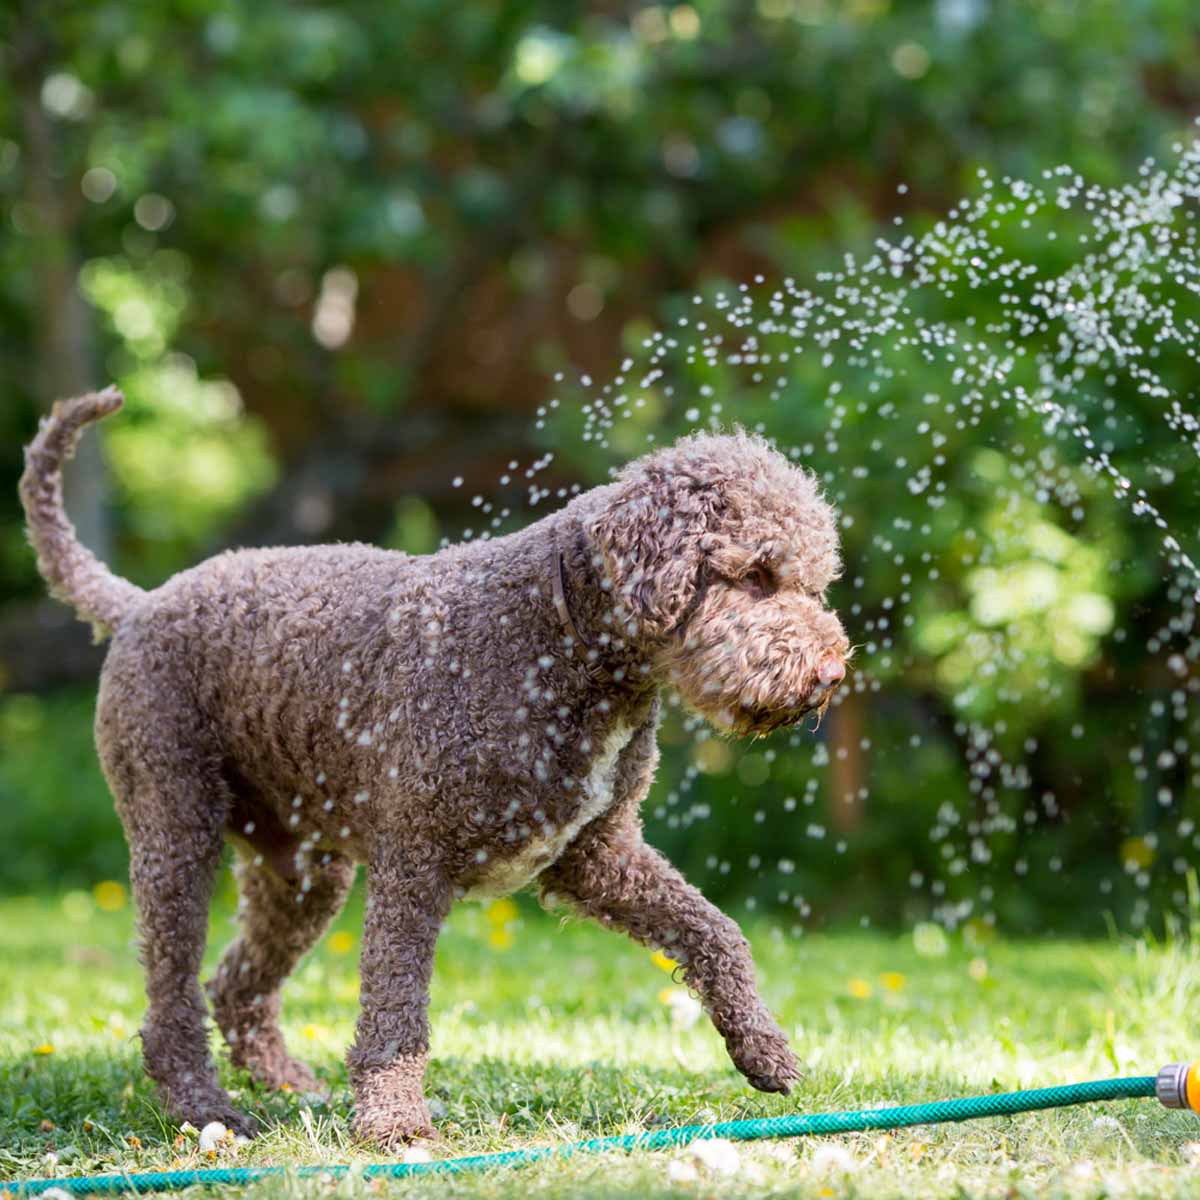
744, 653, 846, 732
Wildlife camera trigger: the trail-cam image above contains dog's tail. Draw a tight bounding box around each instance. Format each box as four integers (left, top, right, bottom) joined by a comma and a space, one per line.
19, 387, 145, 641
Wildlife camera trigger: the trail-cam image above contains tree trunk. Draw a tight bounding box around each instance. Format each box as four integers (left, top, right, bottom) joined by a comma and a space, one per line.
16, 16, 111, 561
829, 688, 866, 833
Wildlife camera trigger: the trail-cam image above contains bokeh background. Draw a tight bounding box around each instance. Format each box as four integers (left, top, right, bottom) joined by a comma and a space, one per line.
3, 0, 1199, 933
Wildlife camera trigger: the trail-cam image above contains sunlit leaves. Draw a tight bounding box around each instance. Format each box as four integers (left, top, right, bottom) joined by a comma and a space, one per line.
104, 360, 276, 578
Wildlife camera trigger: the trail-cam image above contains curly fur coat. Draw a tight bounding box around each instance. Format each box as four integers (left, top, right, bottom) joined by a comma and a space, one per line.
20, 388, 848, 1145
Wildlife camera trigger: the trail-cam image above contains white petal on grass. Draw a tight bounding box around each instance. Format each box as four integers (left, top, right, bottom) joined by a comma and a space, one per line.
810, 1143, 857, 1174
688, 1137, 741, 1175
666, 1157, 700, 1183
198, 1121, 229, 1152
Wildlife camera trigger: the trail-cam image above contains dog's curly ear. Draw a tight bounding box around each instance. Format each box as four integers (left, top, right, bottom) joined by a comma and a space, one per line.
586, 472, 722, 639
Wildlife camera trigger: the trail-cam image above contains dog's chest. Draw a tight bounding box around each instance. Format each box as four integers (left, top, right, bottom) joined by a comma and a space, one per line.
464, 721, 635, 900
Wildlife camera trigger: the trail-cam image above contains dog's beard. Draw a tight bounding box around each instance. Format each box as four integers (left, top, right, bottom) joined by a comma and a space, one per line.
711, 689, 834, 739
657, 604, 844, 734
665, 663, 836, 739
763, 687, 834, 731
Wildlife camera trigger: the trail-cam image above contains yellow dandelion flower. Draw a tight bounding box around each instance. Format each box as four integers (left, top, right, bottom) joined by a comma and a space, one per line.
304, 1024, 319, 1041
328, 931, 355, 955
94, 880, 127, 912
1120, 836, 1154, 869
651, 949, 679, 974
485, 897, 519, 925
847, 978, 872, 999
488, 926, 514, 951
968, 957, 989, 982
879, 971, 906, 991
33, 1044, 55, 1056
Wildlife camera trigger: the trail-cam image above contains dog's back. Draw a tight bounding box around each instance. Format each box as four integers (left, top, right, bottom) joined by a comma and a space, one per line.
97, 543, 418, 835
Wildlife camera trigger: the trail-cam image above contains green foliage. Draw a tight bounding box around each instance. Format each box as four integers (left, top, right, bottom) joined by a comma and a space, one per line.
102, 361, 277, 584
0, 692, 126, 893
382, 496, 440, 556
2, 1, 1200, 930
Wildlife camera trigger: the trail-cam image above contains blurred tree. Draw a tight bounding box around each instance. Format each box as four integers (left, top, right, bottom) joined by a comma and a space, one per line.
1, 0, 1199, 927
9, 2, 109, 558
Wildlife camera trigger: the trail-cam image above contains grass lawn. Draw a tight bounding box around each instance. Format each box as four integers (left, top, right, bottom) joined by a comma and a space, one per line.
2, 882, 1199, 1198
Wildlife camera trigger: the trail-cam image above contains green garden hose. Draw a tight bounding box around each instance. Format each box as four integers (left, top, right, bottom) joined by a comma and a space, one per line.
8, 1064, 1196, 1196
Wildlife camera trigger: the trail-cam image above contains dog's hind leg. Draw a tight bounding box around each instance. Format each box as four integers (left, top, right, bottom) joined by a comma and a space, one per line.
207, 848, 355, 1093
96, 682, 253, 1136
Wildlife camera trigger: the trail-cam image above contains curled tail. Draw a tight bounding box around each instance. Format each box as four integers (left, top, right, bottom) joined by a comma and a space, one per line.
19, 387, 145, 641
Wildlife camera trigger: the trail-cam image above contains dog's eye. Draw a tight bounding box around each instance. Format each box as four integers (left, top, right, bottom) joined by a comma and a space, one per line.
741, 566, 775, 597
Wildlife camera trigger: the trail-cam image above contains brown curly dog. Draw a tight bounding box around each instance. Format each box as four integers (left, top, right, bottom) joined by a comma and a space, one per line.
20, 388, 849, 1146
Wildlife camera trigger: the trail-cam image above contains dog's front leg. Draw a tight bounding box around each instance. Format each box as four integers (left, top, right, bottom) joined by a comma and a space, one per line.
540, 724, 801, 1095
347, 847, 452, 1146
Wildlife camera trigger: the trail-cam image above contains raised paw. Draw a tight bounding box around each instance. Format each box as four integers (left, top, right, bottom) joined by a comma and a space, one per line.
726, 1023, 803, 1095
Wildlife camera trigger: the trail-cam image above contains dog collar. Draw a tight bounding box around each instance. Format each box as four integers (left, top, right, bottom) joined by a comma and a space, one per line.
551, 541, 616, 685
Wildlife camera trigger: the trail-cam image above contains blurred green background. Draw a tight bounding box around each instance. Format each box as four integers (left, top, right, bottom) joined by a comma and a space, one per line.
2, 0, 1199, 934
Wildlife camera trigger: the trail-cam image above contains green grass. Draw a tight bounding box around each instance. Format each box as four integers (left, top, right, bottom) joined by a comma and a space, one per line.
2, 882, 1199, 1197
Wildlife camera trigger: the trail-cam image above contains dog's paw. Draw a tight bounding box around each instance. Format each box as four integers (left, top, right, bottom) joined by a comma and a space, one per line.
350, 1054, 437, 1148
352, 1100, 438, 1149
726, 1025, 803, 1095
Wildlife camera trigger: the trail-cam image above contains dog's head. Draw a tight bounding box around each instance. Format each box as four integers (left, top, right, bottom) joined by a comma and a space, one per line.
585, 429, 849, 737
